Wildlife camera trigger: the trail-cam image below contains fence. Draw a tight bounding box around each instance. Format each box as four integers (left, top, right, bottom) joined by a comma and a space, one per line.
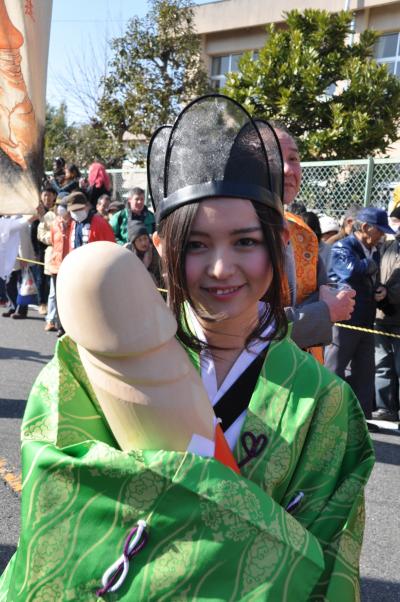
298, 157, 400, 219
105, 158, 400, 217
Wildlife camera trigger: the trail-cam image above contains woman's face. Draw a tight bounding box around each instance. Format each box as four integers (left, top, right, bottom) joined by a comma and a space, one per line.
184, 198, 272, 323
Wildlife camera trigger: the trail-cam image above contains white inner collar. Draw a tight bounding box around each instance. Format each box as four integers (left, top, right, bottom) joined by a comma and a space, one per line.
186, 303, 272, 450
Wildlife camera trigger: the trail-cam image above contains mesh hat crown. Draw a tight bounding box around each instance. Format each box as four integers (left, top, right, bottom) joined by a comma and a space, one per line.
147, 94, 284, 223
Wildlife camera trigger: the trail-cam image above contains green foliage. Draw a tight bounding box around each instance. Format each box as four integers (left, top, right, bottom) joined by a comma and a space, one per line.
44, 105, 125, 170
44, 103, 73, 169
224, 9, 400, 159
98, 0, 209, 150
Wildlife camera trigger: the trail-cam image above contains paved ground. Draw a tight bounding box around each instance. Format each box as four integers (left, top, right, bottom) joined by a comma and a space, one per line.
1, 310, 400, 600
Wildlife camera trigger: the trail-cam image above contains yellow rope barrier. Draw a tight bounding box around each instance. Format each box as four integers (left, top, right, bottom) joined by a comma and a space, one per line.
334, 322, 400, 339
16, 256, 45, 266
15, 257, 399, 337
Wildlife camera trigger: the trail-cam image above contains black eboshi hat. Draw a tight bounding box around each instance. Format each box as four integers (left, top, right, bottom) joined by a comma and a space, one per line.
147, 94, 284, 224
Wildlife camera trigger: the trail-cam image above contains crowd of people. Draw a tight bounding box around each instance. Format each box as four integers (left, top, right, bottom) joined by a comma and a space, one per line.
2, 142, 400, 429
2, 138, 399, 430
287, 201, 400, 425
0, 159, 161, 337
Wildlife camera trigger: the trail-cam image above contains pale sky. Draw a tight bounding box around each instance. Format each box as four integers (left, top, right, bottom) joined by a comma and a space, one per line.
47, 0, 211, 123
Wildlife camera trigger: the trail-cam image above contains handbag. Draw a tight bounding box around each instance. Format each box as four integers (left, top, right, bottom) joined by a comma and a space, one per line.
17, 266, 38, 306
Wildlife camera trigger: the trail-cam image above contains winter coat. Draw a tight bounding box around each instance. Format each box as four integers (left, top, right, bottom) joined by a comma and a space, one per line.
329, 234, 380, 327
111, 207, 155, 245
69, 213, 116, 249
37, 211, 56, 275
49, 217, 72, 275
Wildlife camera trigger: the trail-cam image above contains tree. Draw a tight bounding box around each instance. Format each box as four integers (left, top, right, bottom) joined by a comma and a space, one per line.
98, 0, 209, 154
224, 10, 400, 160
44, 104, 126, 170
44, 103, 73, 170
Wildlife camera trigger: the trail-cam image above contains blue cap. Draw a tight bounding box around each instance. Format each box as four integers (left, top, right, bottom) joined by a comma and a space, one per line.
356, 207, 395, 235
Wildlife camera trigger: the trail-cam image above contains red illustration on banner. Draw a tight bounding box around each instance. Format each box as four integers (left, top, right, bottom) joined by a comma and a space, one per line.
24, 0, 35, 21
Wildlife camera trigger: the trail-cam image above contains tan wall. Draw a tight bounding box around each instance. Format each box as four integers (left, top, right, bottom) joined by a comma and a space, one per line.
204, 27, 266, 55
195, 0, 400, 35
367, 3, 400, 31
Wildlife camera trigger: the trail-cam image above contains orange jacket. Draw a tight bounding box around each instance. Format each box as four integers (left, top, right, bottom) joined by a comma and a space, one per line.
49, 216, 72, 274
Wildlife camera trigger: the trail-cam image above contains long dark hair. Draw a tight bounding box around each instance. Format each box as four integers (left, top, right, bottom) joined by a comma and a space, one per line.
157, 200, 288, 353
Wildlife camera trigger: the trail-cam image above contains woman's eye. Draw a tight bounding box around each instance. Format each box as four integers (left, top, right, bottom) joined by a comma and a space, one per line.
186, 240, 206, 251
236, 237, 259, 247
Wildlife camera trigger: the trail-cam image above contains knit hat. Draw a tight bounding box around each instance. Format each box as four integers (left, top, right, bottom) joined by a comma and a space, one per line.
128, 220, 148, 243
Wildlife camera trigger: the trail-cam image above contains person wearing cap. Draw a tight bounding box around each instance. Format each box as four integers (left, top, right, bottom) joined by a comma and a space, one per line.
125, 220, 151, 261
319, 214, 340, 271
325, 207, 395, 430
373, 206, 400, 422
48, 195, 73, 336
66, 191, 116, 249
319, 214, 340, 242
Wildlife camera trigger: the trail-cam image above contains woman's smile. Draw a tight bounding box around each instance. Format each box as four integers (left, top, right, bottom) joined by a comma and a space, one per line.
201, 284, 246, 300
185, 198, 272, 324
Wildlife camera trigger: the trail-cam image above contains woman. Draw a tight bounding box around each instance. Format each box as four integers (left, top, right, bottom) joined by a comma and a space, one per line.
55, 163, 81, 195
0, 96, 374, 601
81, 161, 112, 208
149, 95, 374, 600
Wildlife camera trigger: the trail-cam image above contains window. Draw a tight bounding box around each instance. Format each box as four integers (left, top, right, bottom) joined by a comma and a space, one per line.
211, 53, 244, 89
375, 32, 400, 77
210, 51, 260, 89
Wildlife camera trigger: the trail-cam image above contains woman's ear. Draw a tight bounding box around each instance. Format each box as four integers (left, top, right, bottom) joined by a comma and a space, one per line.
152, 231, 163, 258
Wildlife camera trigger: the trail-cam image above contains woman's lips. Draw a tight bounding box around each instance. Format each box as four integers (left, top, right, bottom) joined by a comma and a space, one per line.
202, 284, 245, 300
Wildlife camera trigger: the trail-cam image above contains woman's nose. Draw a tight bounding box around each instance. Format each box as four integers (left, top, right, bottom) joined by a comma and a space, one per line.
207, 252, 234, 279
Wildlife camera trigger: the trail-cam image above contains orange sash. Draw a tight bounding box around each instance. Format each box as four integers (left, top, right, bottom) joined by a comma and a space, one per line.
284, 212, 324, 364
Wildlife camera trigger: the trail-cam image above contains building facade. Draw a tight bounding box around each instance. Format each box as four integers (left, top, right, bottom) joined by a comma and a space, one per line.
194, 0, 400, 89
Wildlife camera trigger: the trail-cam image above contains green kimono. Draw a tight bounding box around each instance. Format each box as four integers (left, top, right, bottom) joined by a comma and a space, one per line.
0, 334, 374, 601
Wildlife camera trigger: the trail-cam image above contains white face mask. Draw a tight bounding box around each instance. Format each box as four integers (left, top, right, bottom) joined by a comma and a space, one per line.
57, 205, 68, 217
70, 208, 89, 223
